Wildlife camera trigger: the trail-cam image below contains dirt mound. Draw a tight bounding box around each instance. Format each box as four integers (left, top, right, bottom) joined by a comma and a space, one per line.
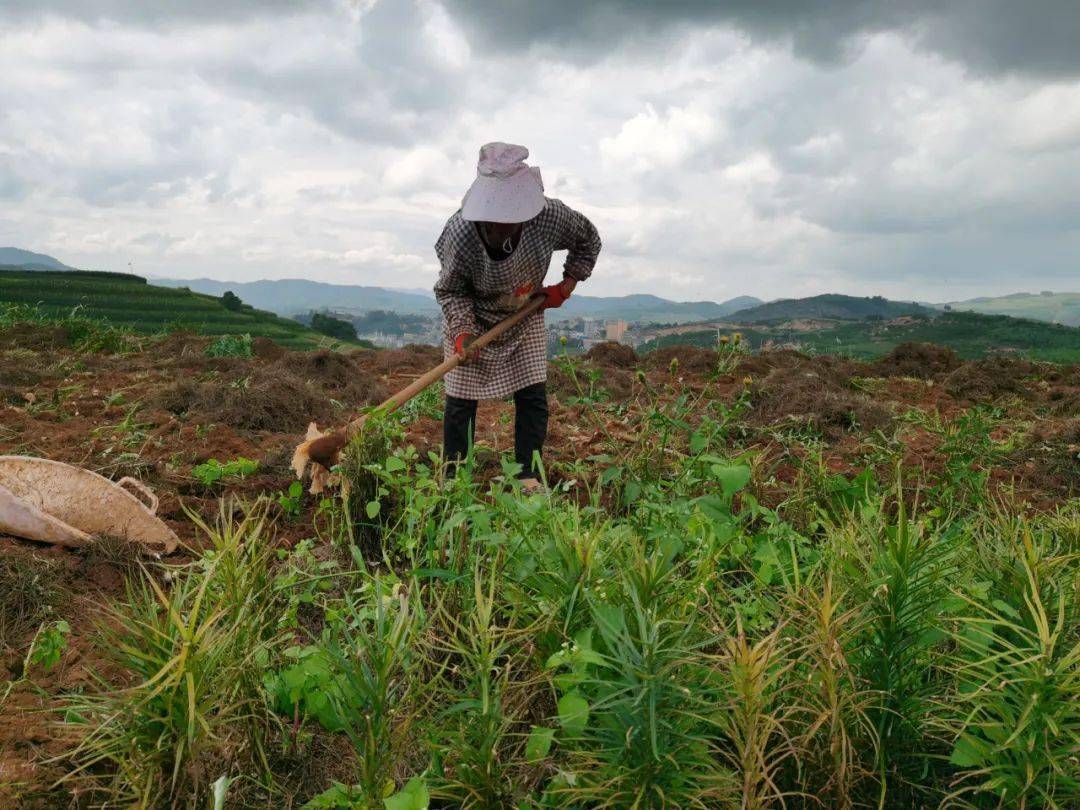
735, 351, 866, 387
813, 354, 874, 383
644, 346, 719, 374
873, 342, 961, 379
545, 360, 635, 402
0, 357, 45, 389
1014, 418, 1080, 496
944, 357, 1040, 401
750, 365, 892, 437
252, 337, 287, 360
584, 341, 638, 369
150, 378, 203, 415
546, 362, 574, 400
275, 349, 388, 405
201, 368, 331, 431
144, 331, 212, 362
350, 344, 443, 377
1043, 364, 1080, 387
1047, 389, 1080, 416
736, 349, 808, 378
0, 324, 70, 351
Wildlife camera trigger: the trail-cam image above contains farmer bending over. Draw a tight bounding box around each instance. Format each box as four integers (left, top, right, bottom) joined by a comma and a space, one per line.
435, 142, 601, 492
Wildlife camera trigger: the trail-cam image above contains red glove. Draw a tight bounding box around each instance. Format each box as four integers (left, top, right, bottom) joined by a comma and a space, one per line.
454, 333, 477, 364
542, 278, 574, 309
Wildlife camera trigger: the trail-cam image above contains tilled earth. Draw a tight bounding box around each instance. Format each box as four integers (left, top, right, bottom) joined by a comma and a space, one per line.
0, 331, 1077, 803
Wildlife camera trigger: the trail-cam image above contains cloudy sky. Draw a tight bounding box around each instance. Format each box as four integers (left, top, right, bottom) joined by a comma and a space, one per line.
1, 0, 1079, 302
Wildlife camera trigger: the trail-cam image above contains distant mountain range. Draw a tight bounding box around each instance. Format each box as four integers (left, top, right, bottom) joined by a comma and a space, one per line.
0, 247, 78, 272
6, 247, 1077, 328
556, 293, 761, 323
154, 277, 760, 324
155, 277, 440, 315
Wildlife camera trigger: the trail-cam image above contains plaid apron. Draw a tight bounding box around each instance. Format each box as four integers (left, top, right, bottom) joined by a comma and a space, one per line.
434, 198, 601, 400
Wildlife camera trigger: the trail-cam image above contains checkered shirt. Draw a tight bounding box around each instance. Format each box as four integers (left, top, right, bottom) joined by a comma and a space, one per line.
434, 197, 601, 400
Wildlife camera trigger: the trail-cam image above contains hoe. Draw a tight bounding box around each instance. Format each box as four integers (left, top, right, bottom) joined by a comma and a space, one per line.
293, 295, 545, 493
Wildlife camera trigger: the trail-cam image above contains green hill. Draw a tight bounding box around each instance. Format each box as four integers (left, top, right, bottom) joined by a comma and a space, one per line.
640, 311, 1080, 363
0, 267, 340, 349
728, 294, 932, 323
0, 247, 78, 271
940, 291, 1080, 327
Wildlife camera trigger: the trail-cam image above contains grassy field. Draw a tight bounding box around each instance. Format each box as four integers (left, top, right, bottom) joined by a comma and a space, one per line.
0, 267, 339, 348
1, 317, 1076, 808
641, 310, 1080, 363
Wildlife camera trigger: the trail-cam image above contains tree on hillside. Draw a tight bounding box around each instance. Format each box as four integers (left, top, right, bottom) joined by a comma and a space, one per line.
221, 290, 243, 311
311, 312, 357, 341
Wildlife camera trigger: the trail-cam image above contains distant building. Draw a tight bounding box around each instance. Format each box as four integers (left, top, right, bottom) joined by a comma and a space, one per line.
604, 319, 629, 342
582, 318, 605, 339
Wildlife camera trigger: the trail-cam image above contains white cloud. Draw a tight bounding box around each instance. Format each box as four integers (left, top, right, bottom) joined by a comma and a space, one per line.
0, 2, 1077, 301
600, 104, 719, 173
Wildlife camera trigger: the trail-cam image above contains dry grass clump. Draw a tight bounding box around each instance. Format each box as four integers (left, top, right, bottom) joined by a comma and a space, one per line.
0, 324, 71, 351
750, 365, 892, 436
275, 349, 388, 405
349, 344, 443, 377
149, 377, 202, 415
644, 345, 719, 373
0, 552, 67, 653
205, 368, 329, 431
873, 342, 961, 379
251, 336, 286, 360
150, 367, 329, 430
944, 356, 1039, 401
1014, 417, 1080, 496
736, 349, 808, 378
583, 341, 638, 369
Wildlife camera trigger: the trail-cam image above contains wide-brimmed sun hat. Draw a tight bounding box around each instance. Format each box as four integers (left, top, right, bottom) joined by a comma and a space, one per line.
461, 142, 545, 223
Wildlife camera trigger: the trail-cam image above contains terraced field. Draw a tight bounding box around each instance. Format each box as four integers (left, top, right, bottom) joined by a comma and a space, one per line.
0, 267, 335, 349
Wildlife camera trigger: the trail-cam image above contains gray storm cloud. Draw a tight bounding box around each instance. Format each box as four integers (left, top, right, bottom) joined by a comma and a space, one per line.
0, 0, 1077, 300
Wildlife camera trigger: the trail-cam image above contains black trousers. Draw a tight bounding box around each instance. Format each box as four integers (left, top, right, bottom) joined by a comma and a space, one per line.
443, 382, 549, 478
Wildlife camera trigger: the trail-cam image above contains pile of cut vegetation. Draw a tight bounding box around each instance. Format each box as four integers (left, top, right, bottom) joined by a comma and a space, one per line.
151, 350, 387, 430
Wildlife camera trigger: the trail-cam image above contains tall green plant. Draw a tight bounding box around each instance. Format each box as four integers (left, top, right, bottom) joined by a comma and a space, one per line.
60, 502, 284, 806
425, 567, 543, 808
840, 492, 957, 805
944, 538, 1080, 807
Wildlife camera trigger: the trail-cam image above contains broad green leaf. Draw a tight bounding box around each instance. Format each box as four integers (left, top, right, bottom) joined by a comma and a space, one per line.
525, 726, 555, 762
384, 776, 429, 810
949, 733, 988, 768
557, 692, 589, 736
366, 500, 381, 519
689, 431, 708, 454
710, 463, 751, 496
600, 465, 623, 485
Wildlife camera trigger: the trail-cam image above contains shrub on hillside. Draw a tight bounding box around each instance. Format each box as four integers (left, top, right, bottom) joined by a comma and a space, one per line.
311, 313, 358, 341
